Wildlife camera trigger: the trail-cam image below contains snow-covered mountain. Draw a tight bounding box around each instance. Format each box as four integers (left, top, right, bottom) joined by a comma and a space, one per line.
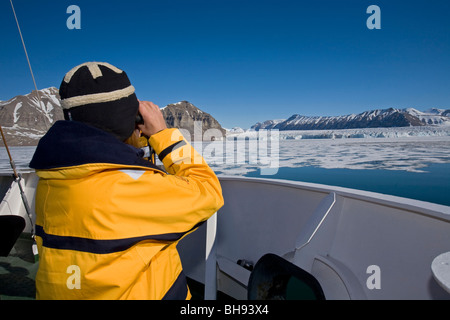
252, 108, 450, 131
1, 87, 448, 146
0, 87, 64, 146
0, 88, 226, 145
0, 87, 63, 129
251, 119, 285, 131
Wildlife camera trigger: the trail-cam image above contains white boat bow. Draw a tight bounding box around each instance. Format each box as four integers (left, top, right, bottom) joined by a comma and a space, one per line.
1, 172, 450, 300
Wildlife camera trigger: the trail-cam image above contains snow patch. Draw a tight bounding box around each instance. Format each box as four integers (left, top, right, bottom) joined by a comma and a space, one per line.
13, 102, 23, 123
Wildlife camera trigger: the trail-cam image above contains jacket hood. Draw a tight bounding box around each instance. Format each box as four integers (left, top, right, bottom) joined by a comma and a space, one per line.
30, 121, 161, 176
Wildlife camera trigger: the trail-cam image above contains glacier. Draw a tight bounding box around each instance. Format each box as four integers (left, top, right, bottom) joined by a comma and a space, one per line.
227, 125, 450, 140
211, 126, 450, 175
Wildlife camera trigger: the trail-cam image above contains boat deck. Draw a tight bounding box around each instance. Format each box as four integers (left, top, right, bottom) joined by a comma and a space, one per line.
0, 235, 37, 300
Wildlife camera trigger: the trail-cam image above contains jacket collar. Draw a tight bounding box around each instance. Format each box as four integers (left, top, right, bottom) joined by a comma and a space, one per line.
30, 121, 160, 172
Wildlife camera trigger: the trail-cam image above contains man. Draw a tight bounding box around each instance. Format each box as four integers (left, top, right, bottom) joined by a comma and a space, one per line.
29, 62, 224, 300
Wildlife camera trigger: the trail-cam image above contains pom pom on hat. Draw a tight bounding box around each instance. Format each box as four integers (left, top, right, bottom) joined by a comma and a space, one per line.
59, 62, 139, 141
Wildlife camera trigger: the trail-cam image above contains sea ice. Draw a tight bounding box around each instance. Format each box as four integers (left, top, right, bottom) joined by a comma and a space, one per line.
206, 134, 450, 175
1, 130, 450, 176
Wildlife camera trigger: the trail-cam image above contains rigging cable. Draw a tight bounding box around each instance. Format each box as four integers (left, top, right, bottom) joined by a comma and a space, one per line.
7, 0, 39, 260
9, 0, 49, 130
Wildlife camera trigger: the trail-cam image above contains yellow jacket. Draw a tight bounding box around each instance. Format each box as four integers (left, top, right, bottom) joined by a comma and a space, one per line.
29, 121, 224, 300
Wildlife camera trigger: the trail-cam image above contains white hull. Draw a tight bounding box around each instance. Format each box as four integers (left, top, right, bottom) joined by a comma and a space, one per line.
179, 176, 450, 300
1, 173, 450, 299
0, 172, 38, 234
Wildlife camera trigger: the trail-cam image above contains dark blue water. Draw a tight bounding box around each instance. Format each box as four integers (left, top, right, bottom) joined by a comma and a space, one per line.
246, 163, 450, 206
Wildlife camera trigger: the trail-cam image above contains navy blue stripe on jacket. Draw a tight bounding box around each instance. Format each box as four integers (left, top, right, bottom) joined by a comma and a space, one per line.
35, 222, 204, 254
158, 140, 187, 161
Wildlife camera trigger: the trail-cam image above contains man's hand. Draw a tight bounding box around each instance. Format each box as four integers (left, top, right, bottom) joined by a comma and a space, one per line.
137, 101, 168, 137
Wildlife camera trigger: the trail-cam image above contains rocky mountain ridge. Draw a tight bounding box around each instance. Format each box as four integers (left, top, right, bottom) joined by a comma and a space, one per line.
0, 87, 226, 146
252, 107, 450, 131
1, 87, 448, 146
161, 101, 226, 141
0, 87, 63, 146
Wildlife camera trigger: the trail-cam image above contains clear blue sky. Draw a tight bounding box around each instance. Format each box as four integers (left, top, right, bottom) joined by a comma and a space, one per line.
1, 0, 449, 128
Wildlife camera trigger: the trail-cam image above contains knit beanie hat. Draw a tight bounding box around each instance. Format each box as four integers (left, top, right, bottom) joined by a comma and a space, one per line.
59, 62, 139, 141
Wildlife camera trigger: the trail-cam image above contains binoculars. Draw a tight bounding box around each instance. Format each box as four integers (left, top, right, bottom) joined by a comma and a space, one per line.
136, 113, 144, 125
